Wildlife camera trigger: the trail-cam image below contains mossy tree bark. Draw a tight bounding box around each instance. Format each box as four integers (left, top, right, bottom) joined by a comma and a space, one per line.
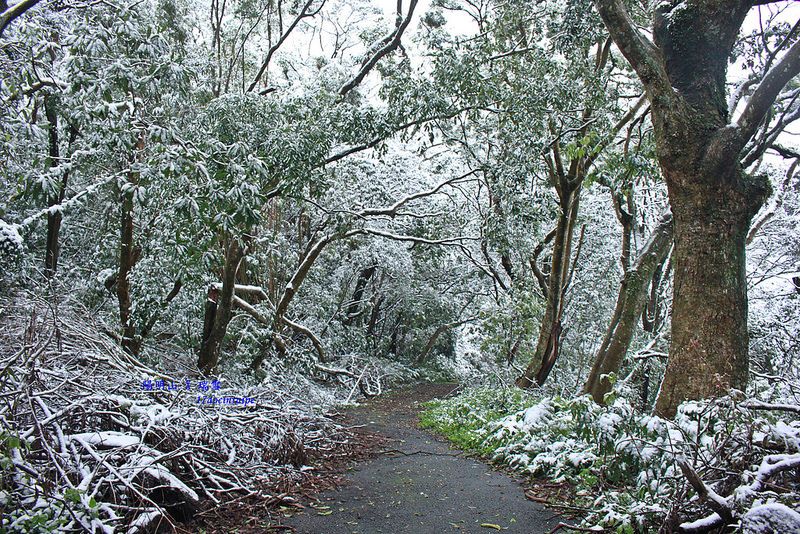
594, 0, 800, 416
583, 211, 673, 404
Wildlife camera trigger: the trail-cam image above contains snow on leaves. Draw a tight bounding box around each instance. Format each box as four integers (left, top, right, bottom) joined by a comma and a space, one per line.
423, 385, 800, 532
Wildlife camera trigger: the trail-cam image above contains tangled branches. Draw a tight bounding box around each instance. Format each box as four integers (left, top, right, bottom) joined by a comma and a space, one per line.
672, 396, 800, 533
0, 297, 351, 533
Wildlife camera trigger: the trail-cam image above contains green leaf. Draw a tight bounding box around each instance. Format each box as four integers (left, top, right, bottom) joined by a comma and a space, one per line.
65, 488, 81, 504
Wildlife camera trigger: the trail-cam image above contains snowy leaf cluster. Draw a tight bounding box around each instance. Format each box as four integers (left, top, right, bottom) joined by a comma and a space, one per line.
0, 219, 24, 258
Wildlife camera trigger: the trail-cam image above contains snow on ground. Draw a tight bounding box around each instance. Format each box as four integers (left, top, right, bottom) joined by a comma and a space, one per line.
742, 503, 800, 534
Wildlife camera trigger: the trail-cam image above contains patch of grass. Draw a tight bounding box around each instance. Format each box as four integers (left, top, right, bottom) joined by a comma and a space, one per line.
419, 386, 536, 454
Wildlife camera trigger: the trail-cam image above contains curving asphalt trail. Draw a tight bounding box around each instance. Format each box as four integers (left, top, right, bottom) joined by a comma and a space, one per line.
281, 383, 560, 534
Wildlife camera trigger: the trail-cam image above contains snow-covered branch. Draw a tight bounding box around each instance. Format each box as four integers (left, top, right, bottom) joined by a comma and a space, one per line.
735, 37, 800, 148
677, 459, 734, 525
357, 169, 478, 218
20, 171, 123, 227
359, 227, 478, 246
740, 399, 800, 414
0, 0, 41, 36
246, 0, 327, 93
338, 0, 419, 97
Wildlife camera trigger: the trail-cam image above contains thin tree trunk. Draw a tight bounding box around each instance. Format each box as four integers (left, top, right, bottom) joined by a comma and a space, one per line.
198, 238, 245, 375
344, 266, 376, 325
43, 98, 76, 277
583, 211, 673, 404
43, 96, 61, 277
273, 235, 332, 321
117, 187, 140, 356
416, 317, 476, 365
516, 185, 581, 388
366, 295, 383, 339
515, 38, 634, 389
642, 252, 670, 334
116, 134, 145, 356
250, 232, 346, 371
140, 278, 183, 339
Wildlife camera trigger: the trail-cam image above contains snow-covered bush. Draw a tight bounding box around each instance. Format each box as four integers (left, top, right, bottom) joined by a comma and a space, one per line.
420, 384, 537, 452
422, 384, 800, 532
0, 220, 24, 259
0, 220, 24, 286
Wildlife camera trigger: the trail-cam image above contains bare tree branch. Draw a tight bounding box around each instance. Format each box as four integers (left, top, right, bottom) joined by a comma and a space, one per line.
357, 170, 478, 218
324, 106, 477, 165
359, 227, 478, 246
741, 88, 800, 168
530, 228, 557, 299
246, 0, 325, 93
416, 316, 478, 364
587, 93, 648, 169
735, 36, 800, 147
770, 142, 800, 160
339, 0, 419, 97
747, 159, 798, 243
592, 0, 673, 101
740, 399, 800, 414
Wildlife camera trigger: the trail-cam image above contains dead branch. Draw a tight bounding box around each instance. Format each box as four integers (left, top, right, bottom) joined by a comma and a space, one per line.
0, 293, 355, 530
677, 459, 734, 525
740, 399, 800, 414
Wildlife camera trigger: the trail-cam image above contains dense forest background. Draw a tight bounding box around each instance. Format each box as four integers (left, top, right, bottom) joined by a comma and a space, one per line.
1, 0, 799, 532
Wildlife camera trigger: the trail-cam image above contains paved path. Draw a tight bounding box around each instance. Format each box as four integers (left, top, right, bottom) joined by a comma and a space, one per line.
281, 383, 560, 534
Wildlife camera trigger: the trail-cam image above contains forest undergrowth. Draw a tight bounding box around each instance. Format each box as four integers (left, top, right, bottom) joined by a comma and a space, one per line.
0, 283, 423, 533
2, 278, 799, 534
420, 378, 800, 533
1, 0, 800, 532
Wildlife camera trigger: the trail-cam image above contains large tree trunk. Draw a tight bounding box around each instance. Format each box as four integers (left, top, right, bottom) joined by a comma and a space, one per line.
653, 174, 763, 415
583, 211, 673, 404
593, 0, 795, 416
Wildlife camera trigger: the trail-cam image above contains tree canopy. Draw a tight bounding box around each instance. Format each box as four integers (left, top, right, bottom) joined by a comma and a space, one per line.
1, 0, 799, 531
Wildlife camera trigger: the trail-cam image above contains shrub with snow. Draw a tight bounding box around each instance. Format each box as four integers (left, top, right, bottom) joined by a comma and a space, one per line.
422, 385, 800, 532
0, 219, 24, 259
